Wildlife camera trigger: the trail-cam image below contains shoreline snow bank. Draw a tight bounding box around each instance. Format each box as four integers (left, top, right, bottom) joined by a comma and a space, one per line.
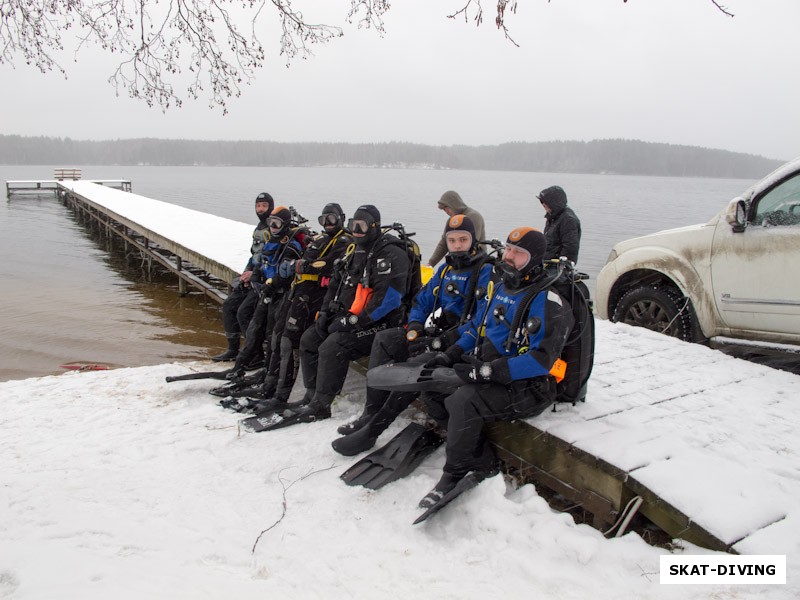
2, 354, 796, 599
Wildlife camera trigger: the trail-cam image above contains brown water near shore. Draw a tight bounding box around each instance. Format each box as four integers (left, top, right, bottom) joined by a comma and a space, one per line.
0, 193, 226, 381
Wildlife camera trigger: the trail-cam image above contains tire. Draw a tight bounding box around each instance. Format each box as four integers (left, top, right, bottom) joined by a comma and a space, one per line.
612, 286, 694, 342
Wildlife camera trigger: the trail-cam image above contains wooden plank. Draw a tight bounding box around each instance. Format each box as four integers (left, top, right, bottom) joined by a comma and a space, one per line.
483, 418, 737, 551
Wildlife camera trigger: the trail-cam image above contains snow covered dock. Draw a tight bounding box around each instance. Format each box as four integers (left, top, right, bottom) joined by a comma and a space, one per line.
57, 180, 254, 302
12, 181, 800, 560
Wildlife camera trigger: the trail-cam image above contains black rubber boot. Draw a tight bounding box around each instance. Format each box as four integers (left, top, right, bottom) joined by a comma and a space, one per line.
331, 399, 405, 456
290, 393, 333, 423
336, 412, 375, 436
247, 396, 292, 414
211, 336, 240, 362
418, 472, 463, 509
331, 422, 379, 456
244, 355, 265, 371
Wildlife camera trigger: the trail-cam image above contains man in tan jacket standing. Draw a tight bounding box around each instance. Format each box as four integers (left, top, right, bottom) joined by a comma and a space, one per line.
427, 191, 486, 267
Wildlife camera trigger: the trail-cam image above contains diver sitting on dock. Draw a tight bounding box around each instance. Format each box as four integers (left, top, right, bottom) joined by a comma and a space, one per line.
216, 204, 352, 408
212, 192, 274, 362
415, 227, 575, 508
242, 205, 421, 430
214, 206, 305, 384
330, 214, 493, 456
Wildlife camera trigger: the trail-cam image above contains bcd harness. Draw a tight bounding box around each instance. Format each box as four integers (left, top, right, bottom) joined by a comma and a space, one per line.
472, 265, 568, 383
292, 229, 345, 287
329, 227, 420, 318
427, 254, 492, 336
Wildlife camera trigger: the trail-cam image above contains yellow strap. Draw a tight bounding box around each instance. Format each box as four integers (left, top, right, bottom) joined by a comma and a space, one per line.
290, 230, 343, 287
317, 229, 343, 259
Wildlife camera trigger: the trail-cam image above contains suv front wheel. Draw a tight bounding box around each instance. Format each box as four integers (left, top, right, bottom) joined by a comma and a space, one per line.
612, 286, 695, 342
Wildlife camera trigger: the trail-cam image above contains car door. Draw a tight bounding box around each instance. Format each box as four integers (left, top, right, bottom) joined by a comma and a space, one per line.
710, 170, 800, 341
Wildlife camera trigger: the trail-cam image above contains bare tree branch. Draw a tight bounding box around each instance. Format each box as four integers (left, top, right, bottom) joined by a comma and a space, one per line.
0, 0, 735, 112
622, 0, 733, 18
346, 0, 389, 33
450, 1, 735, 45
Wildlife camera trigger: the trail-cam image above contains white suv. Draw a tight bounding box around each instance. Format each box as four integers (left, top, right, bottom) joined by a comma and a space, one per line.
596, 156, 800, 345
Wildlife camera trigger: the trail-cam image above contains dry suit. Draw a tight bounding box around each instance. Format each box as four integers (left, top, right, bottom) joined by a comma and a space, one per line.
298, 232, 411, 408
361, 252, 494, 421
219, 196, 274, 348
428, 273, 574, 477
261, 227, 352, 401
229, 228, 304, 374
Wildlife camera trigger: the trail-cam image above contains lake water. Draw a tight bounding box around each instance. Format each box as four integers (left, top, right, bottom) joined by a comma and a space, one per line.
1, 165, 754, 381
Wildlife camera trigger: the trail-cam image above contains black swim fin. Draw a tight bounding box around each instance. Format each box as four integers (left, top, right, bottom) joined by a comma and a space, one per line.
240, 404, 329, 432
340, 422, 444, 490
165, 368, 233, 382
367, 363, 462, 394
413, 471, 487, 525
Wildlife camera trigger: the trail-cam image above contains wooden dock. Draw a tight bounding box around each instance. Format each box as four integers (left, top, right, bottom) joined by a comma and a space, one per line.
6, 170, 131, 196
53, 180, 251, 304
9, 178, 799, 556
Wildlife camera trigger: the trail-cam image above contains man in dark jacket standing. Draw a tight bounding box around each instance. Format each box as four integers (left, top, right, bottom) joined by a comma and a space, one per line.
427, 191, 486, 267
538, 185, 581, 264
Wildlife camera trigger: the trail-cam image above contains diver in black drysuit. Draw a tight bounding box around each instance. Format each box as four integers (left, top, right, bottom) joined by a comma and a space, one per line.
330, 214, 493, 456
417, 227, 575, 508
221, 206, 304, 380
212, 192, 273, 361
261, 205, 411, 426
219, 204, 352, 406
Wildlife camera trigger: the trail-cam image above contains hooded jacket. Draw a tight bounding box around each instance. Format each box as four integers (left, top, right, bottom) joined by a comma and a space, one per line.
542, 194, 581, 264
427, 191, 486, 267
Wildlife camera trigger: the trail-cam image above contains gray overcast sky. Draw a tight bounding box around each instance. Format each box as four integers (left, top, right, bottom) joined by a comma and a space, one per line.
2, 0, 798, 161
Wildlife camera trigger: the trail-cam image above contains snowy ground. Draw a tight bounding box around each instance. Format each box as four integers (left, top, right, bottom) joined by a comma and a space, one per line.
2, 321, 797, 599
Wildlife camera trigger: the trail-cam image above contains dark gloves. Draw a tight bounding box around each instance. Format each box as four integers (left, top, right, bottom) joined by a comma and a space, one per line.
314, 311, 330, 335
405, 321, 426, 353
278, 260, 296, 279
327, 312, 359, 334
424, 344, 464, 369
424, 353, 453, 368
453, 355, 495, 384
408, 336, 432, 356
405, 321, 424, 337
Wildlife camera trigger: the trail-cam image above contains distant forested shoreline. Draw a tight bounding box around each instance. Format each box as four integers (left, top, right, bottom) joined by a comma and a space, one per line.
0, 135, 784, 179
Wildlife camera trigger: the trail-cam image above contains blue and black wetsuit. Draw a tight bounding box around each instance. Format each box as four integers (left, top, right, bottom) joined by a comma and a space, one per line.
337, 252, 495, 442
430, 274, 575, 477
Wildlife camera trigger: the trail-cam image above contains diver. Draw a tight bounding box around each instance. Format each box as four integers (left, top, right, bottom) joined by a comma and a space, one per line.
331, 214, 493, 456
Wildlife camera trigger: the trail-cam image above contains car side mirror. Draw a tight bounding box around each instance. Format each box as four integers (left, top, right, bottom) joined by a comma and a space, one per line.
725, 198, 747, 233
